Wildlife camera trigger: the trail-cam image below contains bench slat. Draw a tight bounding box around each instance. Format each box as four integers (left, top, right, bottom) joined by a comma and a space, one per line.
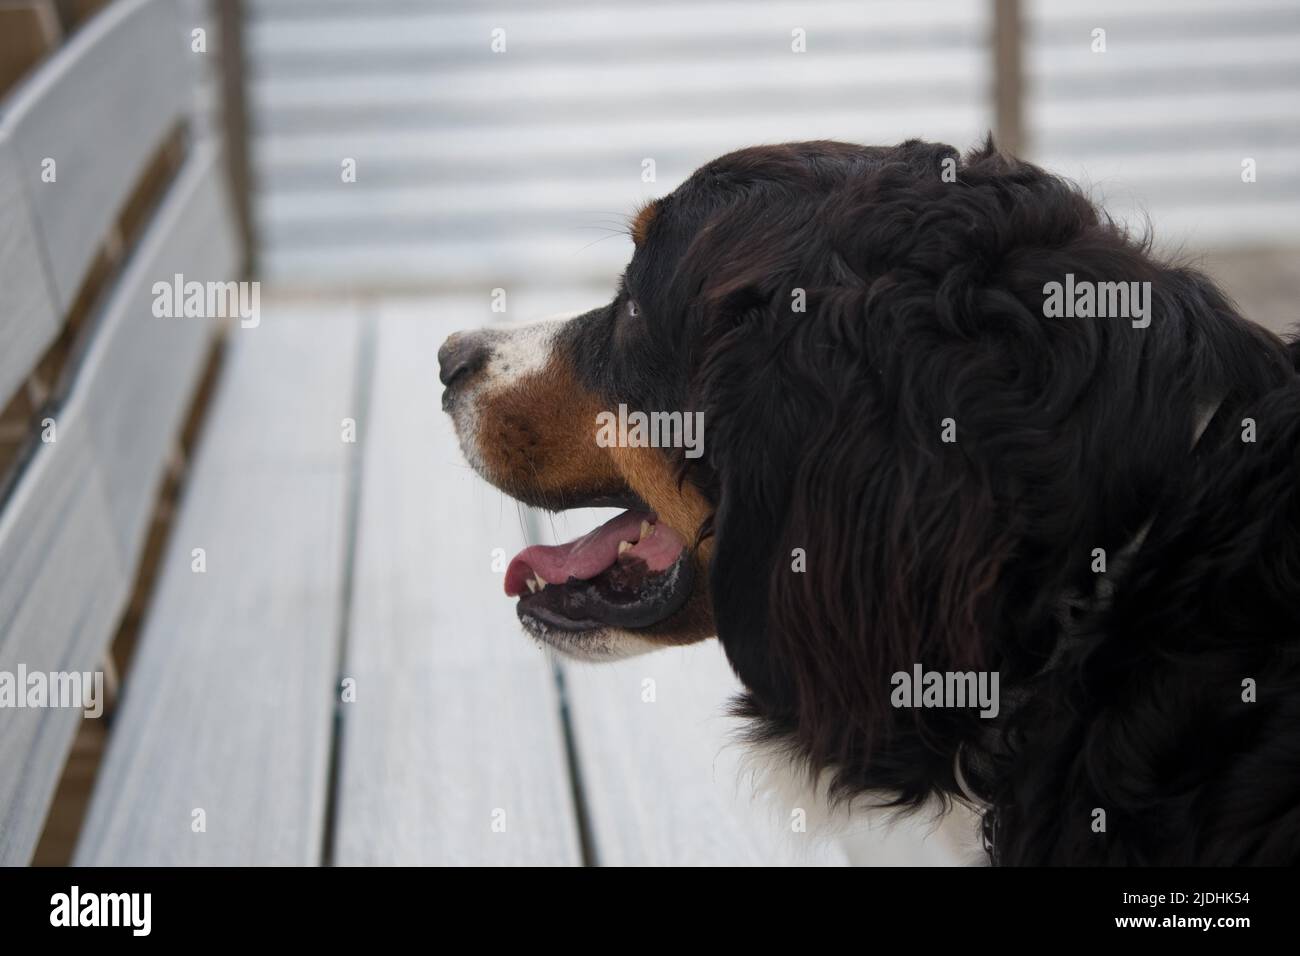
0, 428, 124, 865
66, 140, 237, 572
74, 306, 363, 866
331, 304, 582, 865
0, 140, 239, 869
562, 640, 848, 865
0, 0, 189, 310
0, 131, 59, 409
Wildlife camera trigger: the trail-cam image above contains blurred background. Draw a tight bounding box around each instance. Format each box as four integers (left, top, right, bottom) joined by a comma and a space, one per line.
238, 0, 1300, 331
1, 0, 1297, 867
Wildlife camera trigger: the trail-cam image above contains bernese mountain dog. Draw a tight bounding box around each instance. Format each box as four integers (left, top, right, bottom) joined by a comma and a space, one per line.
438, 138, 1300, 865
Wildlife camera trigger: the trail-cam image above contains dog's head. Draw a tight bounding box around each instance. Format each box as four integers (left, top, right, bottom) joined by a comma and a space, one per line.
443, 142, 960, 660
441, 139, 1294, 807
438, 298, 717, 660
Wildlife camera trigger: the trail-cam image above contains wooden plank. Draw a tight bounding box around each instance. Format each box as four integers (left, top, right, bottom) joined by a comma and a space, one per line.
0, 418, 125, 865
0, 131, 60, 410
189, 308, 362, 470
74, 305, 363, 865
331, 301, 581, 866
560, 627, 847, 864
0, 0, 189, 310
67, 141, 238, 573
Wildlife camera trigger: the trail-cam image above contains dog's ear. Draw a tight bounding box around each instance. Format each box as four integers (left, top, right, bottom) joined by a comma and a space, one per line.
694, 277, 1013, 767
690, 296, 794, 707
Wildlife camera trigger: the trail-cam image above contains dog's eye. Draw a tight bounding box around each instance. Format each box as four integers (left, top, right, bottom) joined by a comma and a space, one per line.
625, 299, 640, 318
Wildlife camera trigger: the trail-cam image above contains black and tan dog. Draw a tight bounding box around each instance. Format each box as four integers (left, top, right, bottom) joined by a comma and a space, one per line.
439, 139, 1300, 865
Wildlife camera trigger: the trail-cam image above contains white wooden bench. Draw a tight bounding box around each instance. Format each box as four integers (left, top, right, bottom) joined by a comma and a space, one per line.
0, 0, 238, 864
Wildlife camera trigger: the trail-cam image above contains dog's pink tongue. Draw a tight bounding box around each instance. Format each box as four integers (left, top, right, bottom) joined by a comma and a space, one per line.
505, 510, 652, 597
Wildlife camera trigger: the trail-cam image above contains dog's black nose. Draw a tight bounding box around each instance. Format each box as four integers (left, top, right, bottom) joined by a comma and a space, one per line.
438, 332, 490, 389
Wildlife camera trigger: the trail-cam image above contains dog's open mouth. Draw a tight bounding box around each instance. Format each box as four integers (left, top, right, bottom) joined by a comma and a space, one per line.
504, 510, 693, 631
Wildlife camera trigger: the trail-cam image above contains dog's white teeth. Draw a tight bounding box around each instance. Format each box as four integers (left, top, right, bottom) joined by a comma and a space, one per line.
526, 578, 538, 594
639, 520, 655, 540
526, 574, 547, 594
618, 540, 632, 555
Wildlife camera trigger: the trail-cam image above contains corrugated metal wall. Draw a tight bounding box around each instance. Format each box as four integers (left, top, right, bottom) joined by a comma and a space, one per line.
245, 0, 990, 288
1026, 0, 1300, 248
243, 0, 1300, 290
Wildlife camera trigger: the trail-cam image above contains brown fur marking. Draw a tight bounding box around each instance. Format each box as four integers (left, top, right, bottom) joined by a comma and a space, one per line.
477, 357, 624, 508
476, 353, 715, 646
631, 201, 660, 247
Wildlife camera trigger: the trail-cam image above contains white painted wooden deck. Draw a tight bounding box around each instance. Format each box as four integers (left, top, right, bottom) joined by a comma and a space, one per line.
72, 292, 982, 866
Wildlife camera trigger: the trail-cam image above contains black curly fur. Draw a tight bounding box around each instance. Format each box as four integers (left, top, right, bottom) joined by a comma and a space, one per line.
561, 137, 1300, 864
